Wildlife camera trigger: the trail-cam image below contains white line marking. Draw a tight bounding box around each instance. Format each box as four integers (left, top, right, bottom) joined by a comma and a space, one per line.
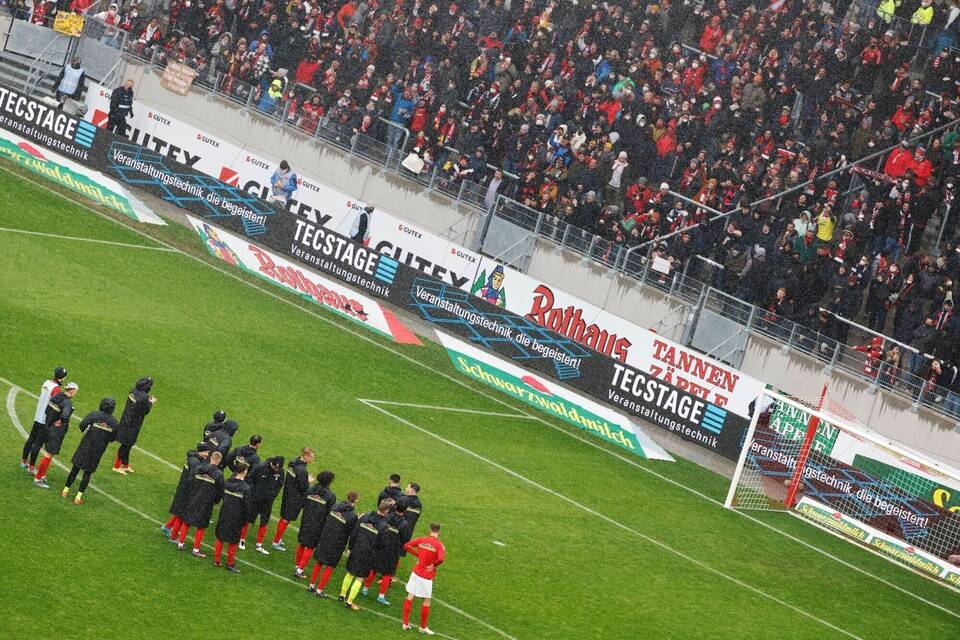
492, 541, 506, 547
8, 164, 956, 617
361, 399, 867, 640
2, 386, 465, 640
0, 226, 178, 252
357, 399, 533, 419
2, 377, 509, 639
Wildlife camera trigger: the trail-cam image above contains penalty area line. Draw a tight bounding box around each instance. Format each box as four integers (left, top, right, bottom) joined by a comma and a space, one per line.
360, 399, 868, 640
358, 399, 534, 420
2, 386, 464, 640
0, 226, 179, 252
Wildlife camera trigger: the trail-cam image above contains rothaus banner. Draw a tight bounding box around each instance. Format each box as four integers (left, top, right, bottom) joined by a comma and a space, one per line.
81, 84, 752, 458
85, 84, 481, 289
185, 214, 421, 345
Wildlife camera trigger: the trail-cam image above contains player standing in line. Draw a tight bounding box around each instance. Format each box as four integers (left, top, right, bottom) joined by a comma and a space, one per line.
21, 366, 66, 473
294, 470, 336, 578
113, 377, 157, 475
60, 397, 120, 505
402, 523, 446, 635
202, 410, 227, 440
378, 473, 403, 506
272, 448, 314, 551
213, 461, 252, 573
340, 500, 390, 610
177, 451, 225, 556
242, 455, 285, 553
162, 443, 211, 540
225, 435, 262, 473
32, 382, 79, 488
204, 419, 237, 468
397, 483, 423, 557
362, 500, 410, 605
307, 491, 359, 597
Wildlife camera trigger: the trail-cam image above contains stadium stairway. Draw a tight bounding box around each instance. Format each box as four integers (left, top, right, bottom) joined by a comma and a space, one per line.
0, 49, 68, 101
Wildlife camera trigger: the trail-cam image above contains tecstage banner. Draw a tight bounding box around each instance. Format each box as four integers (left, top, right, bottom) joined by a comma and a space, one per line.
185, 214, 420, 345
437, 331, 673, 461
81, 87, 757, 459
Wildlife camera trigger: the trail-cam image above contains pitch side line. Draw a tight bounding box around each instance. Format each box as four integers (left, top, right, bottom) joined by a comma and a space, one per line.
11, 164, 956, 617
3, 387, 468, 640
361, 399, 868, 640
2, 378, 515, 640
0, 226, 179, 252
358, 399, 533, 420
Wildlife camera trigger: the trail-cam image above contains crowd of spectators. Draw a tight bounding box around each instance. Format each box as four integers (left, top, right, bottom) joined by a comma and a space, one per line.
10, 0, 960, 406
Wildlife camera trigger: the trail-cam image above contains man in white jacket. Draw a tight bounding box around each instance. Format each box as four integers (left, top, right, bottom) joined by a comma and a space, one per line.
21, 367, 67, 474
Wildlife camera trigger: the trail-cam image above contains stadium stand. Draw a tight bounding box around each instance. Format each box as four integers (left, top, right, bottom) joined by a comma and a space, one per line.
8, 0, 960, 418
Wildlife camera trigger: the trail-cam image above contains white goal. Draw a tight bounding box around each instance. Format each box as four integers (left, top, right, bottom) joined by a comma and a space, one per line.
725, 386, 960, 589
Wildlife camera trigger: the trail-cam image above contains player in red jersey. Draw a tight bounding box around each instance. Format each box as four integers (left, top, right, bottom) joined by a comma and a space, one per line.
401, 523, 445, 635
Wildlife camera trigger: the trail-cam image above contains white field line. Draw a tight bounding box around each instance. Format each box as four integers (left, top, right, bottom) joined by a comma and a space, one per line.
7, 162, 956, 617
357, 399, 534, 419
3, 378, 514, 640
2, 386, 465, 640
0, 226, 178, 252
361, 399, 870, 640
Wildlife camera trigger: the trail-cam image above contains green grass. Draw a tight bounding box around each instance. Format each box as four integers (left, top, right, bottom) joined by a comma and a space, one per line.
0, 165, 958, 640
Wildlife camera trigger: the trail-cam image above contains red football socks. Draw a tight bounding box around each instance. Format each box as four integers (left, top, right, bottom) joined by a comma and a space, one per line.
179, 526, 191, 544
364, 570, 377, 589
240, 523, 249, 542
310, 562, 323, 585
298, 548, 313, 570
421, 604, 431, 629
194, 528, 206, 550
34, 456, 51, 481
214, 539, 224, 563
379, 575, 392, 596
318, 566, 334, 590
227, 543, 237, 566
113, 456, 121, 469
402, 599, 412, 626
273, 519, 289, 544
294, 544, 304, 566
256, 525, 268, 545
164, 516, 178, 530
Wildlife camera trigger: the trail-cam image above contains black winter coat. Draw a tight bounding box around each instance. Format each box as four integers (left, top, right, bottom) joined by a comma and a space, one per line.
279, 458, 310, 521
374, 512, 410, 576
169, 450, 205, 517
117, 388, 152, 446
312, 501, 358, 567
70, 408, 119, 473
346, 511, 388, 576
215, 476, 252, 543
182, 462, 225, 528
297, 484, 336, 548
225, 445, 260, 473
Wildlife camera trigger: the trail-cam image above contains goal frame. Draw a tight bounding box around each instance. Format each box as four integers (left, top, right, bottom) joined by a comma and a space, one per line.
725, 387, 960, 512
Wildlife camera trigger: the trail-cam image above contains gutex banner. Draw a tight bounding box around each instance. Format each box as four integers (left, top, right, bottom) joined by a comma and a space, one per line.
436, 330, 673, 461
185, 214, 420, 345
84, 84, 480, 289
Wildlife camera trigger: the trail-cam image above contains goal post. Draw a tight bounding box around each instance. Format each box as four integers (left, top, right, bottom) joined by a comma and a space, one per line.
726, 386, 960, 589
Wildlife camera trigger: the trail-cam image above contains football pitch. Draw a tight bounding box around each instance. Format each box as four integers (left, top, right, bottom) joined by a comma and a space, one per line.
0, 166, 958, 640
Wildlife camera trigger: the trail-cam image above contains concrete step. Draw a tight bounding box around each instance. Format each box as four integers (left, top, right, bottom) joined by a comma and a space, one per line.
0, 50, 81, 100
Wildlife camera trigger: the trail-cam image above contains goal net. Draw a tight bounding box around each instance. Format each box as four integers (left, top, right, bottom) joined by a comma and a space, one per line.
725, 386, 960, 589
